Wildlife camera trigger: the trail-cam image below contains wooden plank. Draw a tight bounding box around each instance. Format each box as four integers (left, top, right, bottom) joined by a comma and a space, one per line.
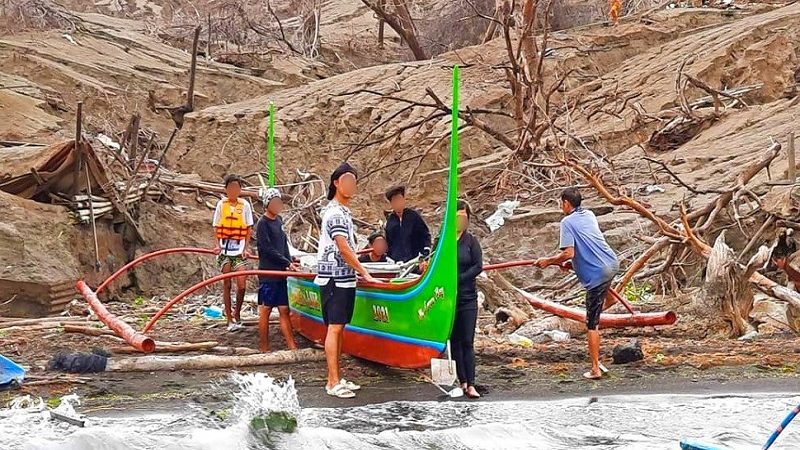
789, 132, 796, 182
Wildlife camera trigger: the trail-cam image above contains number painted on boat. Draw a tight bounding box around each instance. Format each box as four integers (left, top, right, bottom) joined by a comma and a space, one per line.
372, 305, 390, 323
290, 288, 321, 312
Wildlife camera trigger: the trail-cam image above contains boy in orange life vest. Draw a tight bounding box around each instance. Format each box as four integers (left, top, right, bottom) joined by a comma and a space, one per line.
212, 175, 254, 332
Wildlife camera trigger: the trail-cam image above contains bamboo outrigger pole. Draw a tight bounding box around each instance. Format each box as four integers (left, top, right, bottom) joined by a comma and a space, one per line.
268, 101, 276, 187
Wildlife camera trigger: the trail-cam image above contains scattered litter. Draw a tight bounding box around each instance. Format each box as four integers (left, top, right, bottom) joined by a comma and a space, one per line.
738, 330, 758, 341
485, 200, 520, 232
508, 333, 533, 348
62, 34, 78, 46
203, 305, 223, 319
49, 394, 85, 427
640, 185, 666, 196
544, 48, 556, 58
612, 339, 645, 364
0, 354, 26, 389
529, 330, 571, 344
48, 350, 109, 373
96, 133, 121, 151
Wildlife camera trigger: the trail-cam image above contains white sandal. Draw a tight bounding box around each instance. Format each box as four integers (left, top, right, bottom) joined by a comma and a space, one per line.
326, 384, 355, 398
339, 378, 361, 391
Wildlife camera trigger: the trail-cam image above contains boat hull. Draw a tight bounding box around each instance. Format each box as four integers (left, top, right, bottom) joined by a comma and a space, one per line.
288, 277, 452, 369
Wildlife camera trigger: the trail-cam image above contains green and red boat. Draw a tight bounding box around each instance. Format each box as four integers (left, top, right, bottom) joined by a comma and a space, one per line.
287, 67, 461, 369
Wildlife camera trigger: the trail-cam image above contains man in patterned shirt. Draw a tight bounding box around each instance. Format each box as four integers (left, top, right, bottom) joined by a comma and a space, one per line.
316, 162, 379, 398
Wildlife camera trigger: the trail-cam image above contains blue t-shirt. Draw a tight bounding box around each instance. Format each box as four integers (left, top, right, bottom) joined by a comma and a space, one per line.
559, 208, 619, 289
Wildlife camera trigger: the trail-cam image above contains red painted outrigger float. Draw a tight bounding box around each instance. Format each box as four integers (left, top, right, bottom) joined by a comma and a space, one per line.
76, 247, 677, 356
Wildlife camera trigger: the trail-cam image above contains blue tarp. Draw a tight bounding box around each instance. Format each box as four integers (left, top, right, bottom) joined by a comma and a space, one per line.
0, 354, 25, 387
680, 439, 725, 450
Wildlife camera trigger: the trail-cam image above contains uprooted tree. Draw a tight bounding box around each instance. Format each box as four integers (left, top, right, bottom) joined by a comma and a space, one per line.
341, 0, 800, 338
361, 0, 427, 60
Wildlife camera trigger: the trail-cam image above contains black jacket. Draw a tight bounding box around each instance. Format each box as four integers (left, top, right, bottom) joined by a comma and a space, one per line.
385, 208, 431, 263
256, 215, 292, 282
456, 232, 483, 308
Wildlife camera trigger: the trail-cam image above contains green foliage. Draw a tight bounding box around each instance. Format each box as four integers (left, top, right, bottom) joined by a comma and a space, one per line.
623, 282, 653, 304
250, 411, 297, 433
46, 398, 61, 409
653, 353, 666, 364
210, 409, 231, 421
133, 296, 146, 306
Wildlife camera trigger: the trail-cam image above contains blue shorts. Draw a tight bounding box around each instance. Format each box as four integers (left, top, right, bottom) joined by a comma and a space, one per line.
258, 281, 289, 307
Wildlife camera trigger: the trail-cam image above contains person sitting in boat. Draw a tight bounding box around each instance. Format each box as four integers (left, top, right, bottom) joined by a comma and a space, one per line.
255, 187, 299, 353
212, 174, 254, 332
452, 199, 483, 399
533, 187, 619, 380
316, 162, 380, 399
384, 185, 432, 263
358, 231, 389, 263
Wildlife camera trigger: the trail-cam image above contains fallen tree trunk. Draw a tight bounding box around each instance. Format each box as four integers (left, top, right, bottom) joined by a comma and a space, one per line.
63, 325, 115, 337
109, 341, 219, 354
0, 316, 93, 326
0, 319, 99, 330
1, 322, 91, 332
105, 348, 324, 372
209, 346, 260, 356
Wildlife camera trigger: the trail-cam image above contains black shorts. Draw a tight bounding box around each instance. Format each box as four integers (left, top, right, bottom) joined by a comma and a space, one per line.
258, 281, 289, 307
321, 282, 356, 325
585, 280, 612, 330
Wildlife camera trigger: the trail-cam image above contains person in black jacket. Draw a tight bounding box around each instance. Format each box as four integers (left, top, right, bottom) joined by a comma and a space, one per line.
358, 231, 389, 263
452, 200, 483, 399
384, 185, 431, 263
256, 188, 298, 353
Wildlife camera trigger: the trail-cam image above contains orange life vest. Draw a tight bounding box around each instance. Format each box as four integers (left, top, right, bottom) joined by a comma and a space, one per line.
215, 198, 249, 240
609, 0, 621, 25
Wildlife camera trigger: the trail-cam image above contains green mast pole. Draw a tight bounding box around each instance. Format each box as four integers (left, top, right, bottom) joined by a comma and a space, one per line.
447, 65, 459, 242
268, 101, 276, 188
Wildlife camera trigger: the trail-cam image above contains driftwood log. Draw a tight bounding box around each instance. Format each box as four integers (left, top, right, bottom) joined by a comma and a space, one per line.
105, 348, 324, 371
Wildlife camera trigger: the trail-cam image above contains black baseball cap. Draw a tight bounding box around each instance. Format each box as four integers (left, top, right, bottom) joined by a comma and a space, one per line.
327, 162, 358, 200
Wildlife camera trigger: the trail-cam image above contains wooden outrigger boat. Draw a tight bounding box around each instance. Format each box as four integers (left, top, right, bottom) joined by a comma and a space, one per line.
287, 67, 462, 369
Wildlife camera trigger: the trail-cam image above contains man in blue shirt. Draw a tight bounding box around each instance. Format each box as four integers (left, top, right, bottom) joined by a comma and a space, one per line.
534, 187, 619, 380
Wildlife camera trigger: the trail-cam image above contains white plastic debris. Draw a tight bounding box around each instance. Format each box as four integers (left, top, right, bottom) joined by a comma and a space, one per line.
641, 185, 666, 196
97, 133, 121, 151
530, 330, 571, 344
62, 34, 78, 46
737, 330, 758, 341
485, 200, 520, 232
